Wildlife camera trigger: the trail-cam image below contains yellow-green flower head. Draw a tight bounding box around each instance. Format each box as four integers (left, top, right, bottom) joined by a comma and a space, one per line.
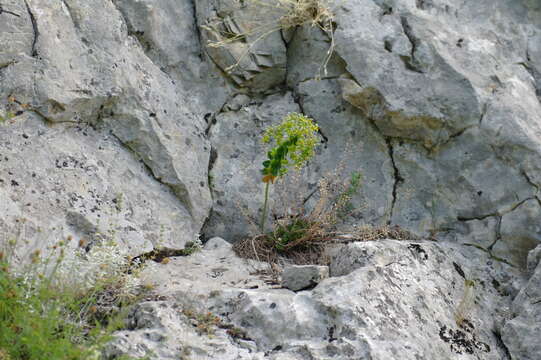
262, 112, 319, 173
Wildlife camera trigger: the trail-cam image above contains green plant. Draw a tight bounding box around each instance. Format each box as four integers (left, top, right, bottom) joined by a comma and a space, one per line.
270, 217, 314, 251
259, 112, 319, 231
182, 236, 203, 256
337, 171, 362, 219
0, 259, 102, 359
0, 111, 14, 124
0, 236, 146, 360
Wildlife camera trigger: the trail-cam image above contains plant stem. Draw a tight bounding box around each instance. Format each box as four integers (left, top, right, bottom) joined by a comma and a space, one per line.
260, 182, 271, 232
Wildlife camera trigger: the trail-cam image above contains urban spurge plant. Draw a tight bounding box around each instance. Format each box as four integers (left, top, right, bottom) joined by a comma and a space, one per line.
259, 112, 319, 232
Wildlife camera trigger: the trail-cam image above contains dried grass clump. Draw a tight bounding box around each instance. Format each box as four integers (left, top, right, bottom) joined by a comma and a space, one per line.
275, 0, 335, 30
233, 167, 418, 269
348, 224, 419, 242
455, 279, 475, 327
234, 223, 418, 270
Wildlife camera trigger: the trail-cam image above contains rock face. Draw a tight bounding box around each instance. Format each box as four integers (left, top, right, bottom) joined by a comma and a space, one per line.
1, 0, 541, 358
1, 0, 215, 259
0, 118, 195, 260
196, 0, 287, 92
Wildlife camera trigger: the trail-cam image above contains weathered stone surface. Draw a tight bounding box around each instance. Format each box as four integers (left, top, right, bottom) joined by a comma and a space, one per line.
281, 264, 329, 291
497, 199, 541, 268
196, 0, 287, 92
0, 0, 33, 65
334, 0, 483, 147
110, 238, 519, 359
139, 237, 269, 301
0, 116, 195, 261
390, 128, 536, 242
527, 244, 541, 275
328, 0, 541, 264
286, 24, 347, 86
2, 0, 541, 358
112, 0, 230, 113
103, 301, 262, 360
1, 0, 214, 259
502, 247, 541, 360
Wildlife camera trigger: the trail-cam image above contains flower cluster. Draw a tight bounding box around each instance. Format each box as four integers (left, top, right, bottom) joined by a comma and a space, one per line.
261, 112, 319, 183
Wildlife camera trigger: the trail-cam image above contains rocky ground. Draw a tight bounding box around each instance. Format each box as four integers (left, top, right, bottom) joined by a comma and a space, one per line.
104, 237, 539, 360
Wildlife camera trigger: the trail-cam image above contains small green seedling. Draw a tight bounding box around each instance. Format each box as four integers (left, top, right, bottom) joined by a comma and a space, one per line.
259, 113, 319, 231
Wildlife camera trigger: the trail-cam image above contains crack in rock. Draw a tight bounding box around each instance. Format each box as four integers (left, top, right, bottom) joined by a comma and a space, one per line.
399, 16, 424, 74
457, 196, 536, 223
24, 0, 39, 57
0, 4, 21, 17
386, 138, 402, 224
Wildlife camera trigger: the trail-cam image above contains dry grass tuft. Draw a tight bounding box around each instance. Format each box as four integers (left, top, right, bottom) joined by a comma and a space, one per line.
275, 0, 335, 30
234, 223, 418, 270
347, 224, 419, 242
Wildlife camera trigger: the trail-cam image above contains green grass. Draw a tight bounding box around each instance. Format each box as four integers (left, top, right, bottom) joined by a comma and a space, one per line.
337, 171, 362, 219
0, 251, 144, 359
0, 261, 97, 359
269, 217, 314, 251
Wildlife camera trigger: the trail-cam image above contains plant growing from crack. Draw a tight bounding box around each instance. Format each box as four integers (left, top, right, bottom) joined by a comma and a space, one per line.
259, 112, 319, 232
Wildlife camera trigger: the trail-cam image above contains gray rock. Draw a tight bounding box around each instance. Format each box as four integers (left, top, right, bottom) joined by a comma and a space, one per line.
120, 238, 518, 359
502, 257, 541, 360
2, 0, 541, 358
0, 0, 215, 261
0, 116, 193, 262
112, 0, 230, 113
334, 0, 482, 147
138, 236, 270, 304
527, 244, 541, 274
497, 199, 541, 268
286, 24, 347, 86
281, 265, 329, 291
196, 0, 287, 92
103, 301, 264, 360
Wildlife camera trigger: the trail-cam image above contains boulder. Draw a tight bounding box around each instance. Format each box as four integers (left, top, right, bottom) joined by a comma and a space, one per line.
281, 265, 329, 291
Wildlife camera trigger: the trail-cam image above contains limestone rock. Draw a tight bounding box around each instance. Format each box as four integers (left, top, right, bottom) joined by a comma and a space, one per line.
0, 116, 193, 261
0, 0, 214, 260
109, 238, 519, 359
196, 0, 287, 92
502, 256, 541, 360
2, 0, 541, 358
497, 199, 541, 268
103, 301, 263, 360
281, 265, 329, 291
